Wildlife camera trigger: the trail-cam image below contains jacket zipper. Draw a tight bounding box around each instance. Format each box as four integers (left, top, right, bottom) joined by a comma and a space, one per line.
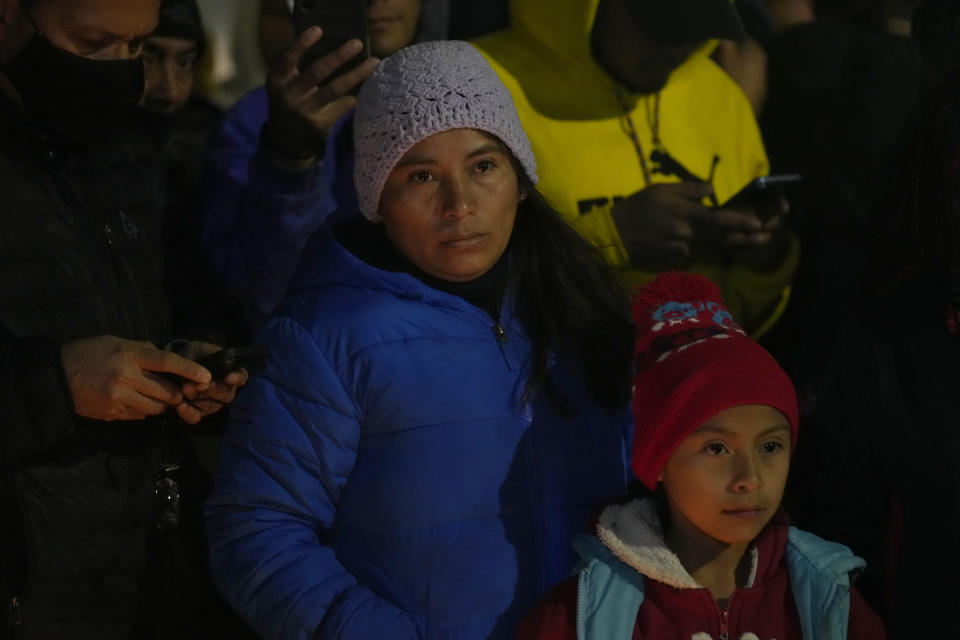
485, 307, 546, 586
102, 221, 143, 337
718, 590, 739, 640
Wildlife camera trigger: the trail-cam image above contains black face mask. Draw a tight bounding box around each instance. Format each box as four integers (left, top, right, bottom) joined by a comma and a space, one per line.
3, 32, 145, 144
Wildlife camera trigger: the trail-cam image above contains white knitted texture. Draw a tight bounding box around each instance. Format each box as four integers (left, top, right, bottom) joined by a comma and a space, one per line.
353, 40, 538, 221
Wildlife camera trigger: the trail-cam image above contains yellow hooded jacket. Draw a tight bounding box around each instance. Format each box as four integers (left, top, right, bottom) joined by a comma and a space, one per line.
472, 0, 798, 336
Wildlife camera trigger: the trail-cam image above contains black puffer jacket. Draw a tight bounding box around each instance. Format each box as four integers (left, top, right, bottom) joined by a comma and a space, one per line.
0, 95, 171, 639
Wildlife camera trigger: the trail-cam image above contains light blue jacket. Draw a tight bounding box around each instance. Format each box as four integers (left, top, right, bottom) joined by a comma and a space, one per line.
574, 527, 865, 640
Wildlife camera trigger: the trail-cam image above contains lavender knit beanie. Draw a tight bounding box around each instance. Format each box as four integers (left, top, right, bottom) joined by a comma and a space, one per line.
353, 40, 538, 221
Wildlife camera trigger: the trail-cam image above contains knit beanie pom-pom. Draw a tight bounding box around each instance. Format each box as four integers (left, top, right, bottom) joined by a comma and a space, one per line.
631, 272, 724, 322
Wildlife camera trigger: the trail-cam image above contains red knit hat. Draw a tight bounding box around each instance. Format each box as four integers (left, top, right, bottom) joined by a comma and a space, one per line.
631, 272, 799, 490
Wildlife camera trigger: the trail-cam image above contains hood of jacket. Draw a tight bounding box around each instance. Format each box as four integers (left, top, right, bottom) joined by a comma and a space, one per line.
595, 497, 790, 591
579, 498, 865, 640
476, 0, 719, 118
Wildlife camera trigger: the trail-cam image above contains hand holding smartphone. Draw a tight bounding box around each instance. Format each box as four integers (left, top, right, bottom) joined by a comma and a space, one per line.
160, 345, 269, 384
260, 0, 375, 165
717, 173, 803, 222
292, 0, 371, 83
157, 345, 266, 422
195, 346, 270, 380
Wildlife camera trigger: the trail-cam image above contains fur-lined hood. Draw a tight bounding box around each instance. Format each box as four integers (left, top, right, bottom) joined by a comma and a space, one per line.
595, 497, 770, 590
559, 501, 879, 640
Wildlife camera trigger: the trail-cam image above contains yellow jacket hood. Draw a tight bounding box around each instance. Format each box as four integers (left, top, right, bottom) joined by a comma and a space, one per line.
487, 0, 718, 118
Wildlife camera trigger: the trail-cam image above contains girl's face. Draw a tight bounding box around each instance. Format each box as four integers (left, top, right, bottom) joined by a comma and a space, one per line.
659, 404, 791, 550
378, 128, 522, 283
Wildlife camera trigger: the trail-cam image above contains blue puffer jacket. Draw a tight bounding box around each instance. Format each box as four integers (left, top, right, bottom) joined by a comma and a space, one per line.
205, 223, 632, 640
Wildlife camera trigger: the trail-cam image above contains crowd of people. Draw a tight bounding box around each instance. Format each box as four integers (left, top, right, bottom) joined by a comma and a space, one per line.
0, 0, 957, 638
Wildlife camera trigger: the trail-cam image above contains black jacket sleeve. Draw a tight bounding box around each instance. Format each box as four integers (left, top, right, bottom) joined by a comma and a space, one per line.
0, 327, 77, 469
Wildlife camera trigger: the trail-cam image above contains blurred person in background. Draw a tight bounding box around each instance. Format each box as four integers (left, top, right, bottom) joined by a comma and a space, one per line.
142, 0, 250, 349
759, 0, 925, 432
804, 81, 960, 639
472, 0, 800, 339
142, 0, 209, 118
200, 0, 448, 329
711, 0, 813, 115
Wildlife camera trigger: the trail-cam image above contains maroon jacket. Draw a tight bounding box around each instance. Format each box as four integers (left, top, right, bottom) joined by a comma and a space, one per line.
517, 501, 886, 640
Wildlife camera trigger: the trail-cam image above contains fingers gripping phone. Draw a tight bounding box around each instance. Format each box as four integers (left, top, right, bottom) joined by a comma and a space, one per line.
718, 173, 803, 221
196, 346, 270, 380
292, 0, 370, 81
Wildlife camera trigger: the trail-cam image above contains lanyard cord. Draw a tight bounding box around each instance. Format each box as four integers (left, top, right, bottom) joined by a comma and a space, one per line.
616, 90, 660, 187
614, 91, 721, 206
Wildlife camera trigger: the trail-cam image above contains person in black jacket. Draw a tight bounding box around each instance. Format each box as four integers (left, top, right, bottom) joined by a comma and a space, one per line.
759, 0, 925, 384
804, 81, 960, 640
0, 0, 246, 637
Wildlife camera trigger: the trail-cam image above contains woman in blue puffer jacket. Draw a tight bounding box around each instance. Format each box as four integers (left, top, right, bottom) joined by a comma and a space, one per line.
205, 40, 635, 640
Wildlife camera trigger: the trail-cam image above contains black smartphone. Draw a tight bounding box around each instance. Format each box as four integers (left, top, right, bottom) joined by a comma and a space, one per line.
291, 0, 370, 82
718, 173, 803, 220
196, 345, 270, 379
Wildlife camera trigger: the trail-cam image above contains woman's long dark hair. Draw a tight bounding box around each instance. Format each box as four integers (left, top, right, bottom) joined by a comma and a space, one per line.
507, 168, 635, 413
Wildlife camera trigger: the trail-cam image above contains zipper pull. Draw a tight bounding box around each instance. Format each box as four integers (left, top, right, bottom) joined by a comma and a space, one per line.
8, 595, 22, 626
491, 323, 508, 343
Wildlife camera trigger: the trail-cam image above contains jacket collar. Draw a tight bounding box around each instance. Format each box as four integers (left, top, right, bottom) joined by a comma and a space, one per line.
291, 218, 519, 325
595, 497, 768, 590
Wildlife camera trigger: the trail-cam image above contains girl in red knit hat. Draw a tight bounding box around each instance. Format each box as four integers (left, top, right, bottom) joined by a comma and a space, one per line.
517, 271, 885, 640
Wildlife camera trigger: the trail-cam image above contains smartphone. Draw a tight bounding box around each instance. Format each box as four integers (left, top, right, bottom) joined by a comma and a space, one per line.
291, 0, 370, 83
196, 345, 270, 379
718, 173, 803, 220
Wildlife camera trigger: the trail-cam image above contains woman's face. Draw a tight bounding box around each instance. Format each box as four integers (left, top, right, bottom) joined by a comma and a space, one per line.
378, 128, 523, 282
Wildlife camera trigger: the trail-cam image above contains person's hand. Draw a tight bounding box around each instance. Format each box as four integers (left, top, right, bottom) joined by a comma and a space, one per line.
261, 26, 380, 169
61, 335, 211, 423
721, 196, 791, 270
612, 182, 761, 270
167, 341, 250, 424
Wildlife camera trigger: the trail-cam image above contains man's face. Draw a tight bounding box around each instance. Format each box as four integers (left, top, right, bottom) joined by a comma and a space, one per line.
367, 0, 421, 58
141, 34, 197, 114
22, 0, 159, 59
591, 0, 698, 93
